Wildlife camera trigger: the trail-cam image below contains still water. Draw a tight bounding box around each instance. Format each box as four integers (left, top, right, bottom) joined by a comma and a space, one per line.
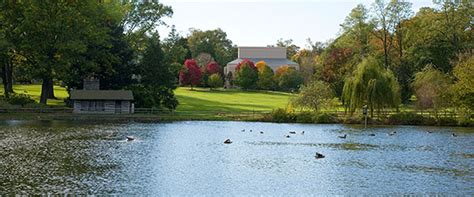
0, 120, 473, 195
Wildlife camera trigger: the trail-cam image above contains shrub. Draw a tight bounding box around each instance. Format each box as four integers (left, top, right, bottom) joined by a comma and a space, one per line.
387, 112, 424, 125
208, 73, 224, 89
295, 111, 315, 123
7, 94, 36, 106
436, 117, 458, 126
0, 98, 13, 108
270, 108, 295, 123
313, 112, 337, 123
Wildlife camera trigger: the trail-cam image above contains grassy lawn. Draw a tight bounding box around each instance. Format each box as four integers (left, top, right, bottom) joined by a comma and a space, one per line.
1, 85, 294, 112
0, 84, 69, 106
175, 87, 294, 112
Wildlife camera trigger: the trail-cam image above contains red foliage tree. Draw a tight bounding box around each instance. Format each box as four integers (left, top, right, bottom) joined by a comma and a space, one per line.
235, 59, 257, 72
179, 59, 202, 87
206, 61, 221, 75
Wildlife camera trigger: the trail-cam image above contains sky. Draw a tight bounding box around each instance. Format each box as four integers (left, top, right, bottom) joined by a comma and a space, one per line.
158, 0, 436, 49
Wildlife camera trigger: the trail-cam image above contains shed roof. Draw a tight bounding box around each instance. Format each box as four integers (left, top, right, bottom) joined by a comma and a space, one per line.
70, 90, 134, 101
227, 58, 298, 68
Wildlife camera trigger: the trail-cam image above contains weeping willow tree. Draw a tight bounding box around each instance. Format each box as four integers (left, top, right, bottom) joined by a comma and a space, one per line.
342, 57, 400, 117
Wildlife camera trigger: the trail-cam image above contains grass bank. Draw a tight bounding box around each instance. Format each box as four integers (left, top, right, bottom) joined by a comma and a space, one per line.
0, 84, 68, 106
175, 87, 294, 112
1, 85, 294, 110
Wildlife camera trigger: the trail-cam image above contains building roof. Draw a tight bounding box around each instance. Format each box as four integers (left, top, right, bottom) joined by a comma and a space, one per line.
70, 90, 134, 101
227, 58, 298, 68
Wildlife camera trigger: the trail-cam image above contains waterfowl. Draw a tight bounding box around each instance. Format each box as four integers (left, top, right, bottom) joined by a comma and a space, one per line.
368, 133, 375, 136
285, 135, 291, 138
301, 131, 305, 135
452, 133, 457, 137
388, 131, 396, 136
126, 136, 135, 141
260, 131, 264, 134
338, 134, 347, 139
250, 129, 253, 132
427, 131, 433, 133
289, 131, 296, 134
224, 139, 233, 144
241, 129, 245, 132
315, 152, 325, 159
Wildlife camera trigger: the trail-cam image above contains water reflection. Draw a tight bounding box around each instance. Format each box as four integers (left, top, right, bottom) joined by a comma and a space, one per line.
0, 121, 472, 195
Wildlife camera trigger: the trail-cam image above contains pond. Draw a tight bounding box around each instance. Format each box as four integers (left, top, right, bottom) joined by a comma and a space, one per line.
0, 120, 473, 195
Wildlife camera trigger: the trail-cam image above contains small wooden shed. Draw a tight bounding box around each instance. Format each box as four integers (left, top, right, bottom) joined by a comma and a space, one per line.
70, 79, 134, 114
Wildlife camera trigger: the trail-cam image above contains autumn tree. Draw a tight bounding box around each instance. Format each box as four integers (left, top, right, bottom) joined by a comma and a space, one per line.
206, 61, 221, 75
255, 61, 275, 90
235, 59, 258, 89
275, 66, 304, 92
179, 59, 202, 89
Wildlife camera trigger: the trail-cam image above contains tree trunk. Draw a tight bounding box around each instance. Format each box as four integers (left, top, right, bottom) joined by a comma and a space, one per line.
397, 22, 403, 59
46, 77, 55, 99
383, 32, 389, 69
1, 57, 14, 98
40, 77, 55, 104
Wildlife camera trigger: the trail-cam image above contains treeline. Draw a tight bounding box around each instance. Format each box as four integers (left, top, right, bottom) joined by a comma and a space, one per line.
0, 1, 236, 109
1, 0, 472, 117
289, 0, 473, 120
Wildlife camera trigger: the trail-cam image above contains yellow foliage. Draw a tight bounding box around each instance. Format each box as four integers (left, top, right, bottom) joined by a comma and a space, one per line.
255, 61, 268, 73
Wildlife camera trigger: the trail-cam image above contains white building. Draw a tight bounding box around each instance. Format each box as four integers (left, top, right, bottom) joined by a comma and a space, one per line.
225, 46, 299, 75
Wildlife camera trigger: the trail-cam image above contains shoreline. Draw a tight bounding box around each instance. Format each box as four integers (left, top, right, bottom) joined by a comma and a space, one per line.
1, 112, 473, 127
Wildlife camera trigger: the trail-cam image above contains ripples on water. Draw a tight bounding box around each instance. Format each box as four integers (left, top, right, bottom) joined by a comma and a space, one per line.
0, 120, 473, 195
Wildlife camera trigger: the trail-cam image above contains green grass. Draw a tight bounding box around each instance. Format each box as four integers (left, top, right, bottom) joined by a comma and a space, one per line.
1, 85, 294, 112
0, 84, 69, 106
175, 87, 294, 112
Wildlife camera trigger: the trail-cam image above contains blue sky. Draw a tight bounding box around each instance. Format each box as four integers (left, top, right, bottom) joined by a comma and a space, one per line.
159, 0, 435, 48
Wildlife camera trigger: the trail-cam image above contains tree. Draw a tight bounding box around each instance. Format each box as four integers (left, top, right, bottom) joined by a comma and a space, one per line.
206, 61, 221, 75
342, 56, 400, 117
292, 80, 335, 112
208, 73, 224, 90
179, 59, 202, 88
276, 67, 304, 92
255, 61, 275, 90
341, 4, 372, 56
16, 1, 111, 104
235, 60, 258, 89
187, 28, 236, 66
276, 38, 300, 59
371, 0, 393, 69
0, 2, 24, 97
412, 64, 452, 111
163, 25, 191, 64
452, 54, 474, 112
131, 33, 179, 109
121, 1, 173, 51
